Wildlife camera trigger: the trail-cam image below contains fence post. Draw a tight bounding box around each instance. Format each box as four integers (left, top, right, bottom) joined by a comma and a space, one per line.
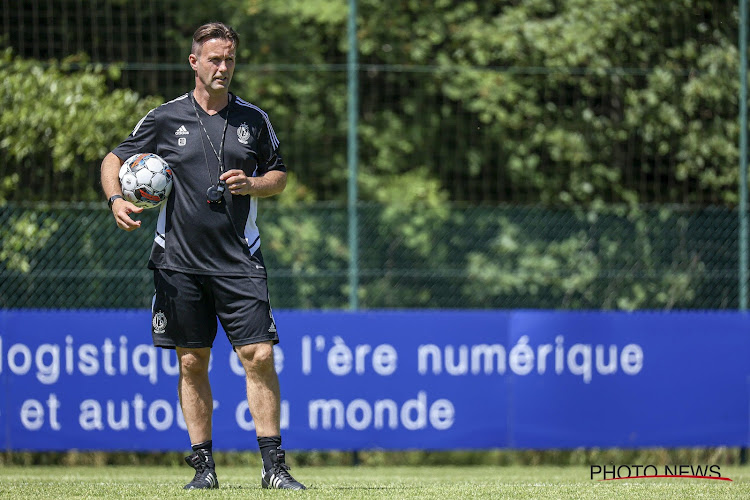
740, 0, 748, 465
347, 0, 360, 311
347, 0, 360, 466
740, 0, 748, 312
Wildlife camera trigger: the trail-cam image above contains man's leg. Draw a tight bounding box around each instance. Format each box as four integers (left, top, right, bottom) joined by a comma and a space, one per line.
177, 347, 218, 489
236, 342, 305, 490
177, 347, 213, 442
236, 341, 280, 436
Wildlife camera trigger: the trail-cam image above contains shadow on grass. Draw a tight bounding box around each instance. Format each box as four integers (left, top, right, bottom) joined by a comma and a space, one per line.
219, 484, 425, 491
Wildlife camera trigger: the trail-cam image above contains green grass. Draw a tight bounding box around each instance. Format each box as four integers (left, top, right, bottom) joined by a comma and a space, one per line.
1, 465, 749, 499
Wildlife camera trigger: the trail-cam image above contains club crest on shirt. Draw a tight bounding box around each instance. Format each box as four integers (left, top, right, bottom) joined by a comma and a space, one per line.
237, 122, 250, 144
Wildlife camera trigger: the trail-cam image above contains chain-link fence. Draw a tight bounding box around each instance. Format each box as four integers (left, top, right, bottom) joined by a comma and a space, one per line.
1, 1, 740, 203
0, 203, 740, 309
0, 0, 746, 310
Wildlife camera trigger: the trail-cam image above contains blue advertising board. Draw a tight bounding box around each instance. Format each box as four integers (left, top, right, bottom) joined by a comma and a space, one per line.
0, 310, 748, 451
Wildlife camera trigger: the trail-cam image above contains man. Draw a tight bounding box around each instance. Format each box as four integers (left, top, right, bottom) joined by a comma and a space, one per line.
100, 22, 305, 491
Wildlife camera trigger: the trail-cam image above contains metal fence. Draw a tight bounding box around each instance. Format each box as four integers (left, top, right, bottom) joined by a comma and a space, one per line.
0, 0, 746, 310
1, 0, 740, 204
0, 203, 740, 310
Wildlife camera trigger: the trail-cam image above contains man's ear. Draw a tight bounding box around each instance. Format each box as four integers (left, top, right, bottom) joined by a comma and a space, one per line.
188, 53, 198, 70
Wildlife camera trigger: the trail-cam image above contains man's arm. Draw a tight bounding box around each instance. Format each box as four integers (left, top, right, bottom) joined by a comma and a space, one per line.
101, 152, 143, 231
221, 169, 287, 198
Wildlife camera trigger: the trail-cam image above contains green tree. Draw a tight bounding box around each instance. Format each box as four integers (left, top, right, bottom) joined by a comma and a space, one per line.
0, 49, 162, 202
0, 1, 739, 309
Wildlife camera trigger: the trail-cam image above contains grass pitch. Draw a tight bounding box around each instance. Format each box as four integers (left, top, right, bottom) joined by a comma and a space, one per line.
0, 464, 749, 499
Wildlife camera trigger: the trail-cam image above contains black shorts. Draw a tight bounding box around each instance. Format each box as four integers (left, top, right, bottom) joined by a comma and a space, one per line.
151, 268, 279, 349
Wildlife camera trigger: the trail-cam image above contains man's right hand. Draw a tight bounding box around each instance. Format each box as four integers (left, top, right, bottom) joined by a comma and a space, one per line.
112, 198, 143, 231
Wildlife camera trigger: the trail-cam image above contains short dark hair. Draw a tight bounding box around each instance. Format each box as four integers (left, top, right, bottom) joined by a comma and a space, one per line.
191, 22, 239, 55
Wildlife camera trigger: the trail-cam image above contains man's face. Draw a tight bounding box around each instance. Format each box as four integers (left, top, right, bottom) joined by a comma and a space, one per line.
190, 38, 236, 94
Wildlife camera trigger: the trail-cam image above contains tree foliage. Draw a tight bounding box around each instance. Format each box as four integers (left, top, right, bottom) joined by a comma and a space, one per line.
0, 1, 741, 310
194, 0, 739, 207
1, 1, 738, 206
0, 49, 162, 202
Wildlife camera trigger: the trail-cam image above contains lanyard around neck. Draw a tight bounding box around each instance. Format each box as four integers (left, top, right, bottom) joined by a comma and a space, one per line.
191, 92, 231, 179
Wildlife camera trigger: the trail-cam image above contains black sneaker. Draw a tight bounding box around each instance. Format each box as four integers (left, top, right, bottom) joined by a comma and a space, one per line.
183, 449, 219, 490
261, 448, 306, 490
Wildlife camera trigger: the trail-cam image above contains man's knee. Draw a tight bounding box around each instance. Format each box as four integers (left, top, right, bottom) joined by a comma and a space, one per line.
178, 348, 211, 376
237, 342, 275, 374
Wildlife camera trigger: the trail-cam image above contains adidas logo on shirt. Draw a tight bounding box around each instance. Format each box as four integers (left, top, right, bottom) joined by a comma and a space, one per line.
175, 125, 189, 135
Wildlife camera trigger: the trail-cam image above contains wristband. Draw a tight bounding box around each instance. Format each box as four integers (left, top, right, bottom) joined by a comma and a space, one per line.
108, 194, 124, 209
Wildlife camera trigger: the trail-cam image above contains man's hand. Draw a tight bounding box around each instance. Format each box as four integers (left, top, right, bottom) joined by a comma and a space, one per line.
101, 152, 142, 230
220, 169, 287, 198
221, 169, 253, 196
111, 198, 143, 231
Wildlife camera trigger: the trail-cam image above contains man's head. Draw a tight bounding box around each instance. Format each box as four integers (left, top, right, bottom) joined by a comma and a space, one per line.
191, 22, 239, 57
189, 22, 239, 96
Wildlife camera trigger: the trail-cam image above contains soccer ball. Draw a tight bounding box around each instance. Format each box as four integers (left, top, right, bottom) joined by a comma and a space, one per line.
119, 153, 173, 209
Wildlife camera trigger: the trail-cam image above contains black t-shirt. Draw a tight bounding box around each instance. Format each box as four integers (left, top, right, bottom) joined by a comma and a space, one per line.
112, 92, 285, 277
